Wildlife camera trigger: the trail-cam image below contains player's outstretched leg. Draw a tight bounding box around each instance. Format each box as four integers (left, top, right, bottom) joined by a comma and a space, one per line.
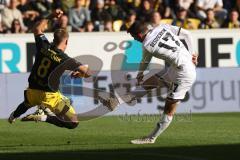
22, 110, 79, 129
22, 114, 79, 129
22, 96, 79, 129
131, 98, 178, 144
8, 102, 31, 123
102, 75, 165, 110
46, 115, 79, 129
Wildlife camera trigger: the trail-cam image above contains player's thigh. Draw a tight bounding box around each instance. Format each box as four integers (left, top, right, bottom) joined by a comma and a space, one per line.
24, 88, 44, 107
167, 79, 194, 100
54, 94, 78, 122
41, 91, 61, 110
168, 65, 196, 100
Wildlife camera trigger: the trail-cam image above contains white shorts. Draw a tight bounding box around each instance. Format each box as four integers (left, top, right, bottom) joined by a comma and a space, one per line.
157, 62, 196, 100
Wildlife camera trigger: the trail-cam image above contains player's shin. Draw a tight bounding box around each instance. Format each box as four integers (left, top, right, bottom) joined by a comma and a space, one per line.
13, 102, 30, 118
148, 99, 179, 140
148, 113, 173, 140
9, 102, 31, 123
46, 115, 79, 129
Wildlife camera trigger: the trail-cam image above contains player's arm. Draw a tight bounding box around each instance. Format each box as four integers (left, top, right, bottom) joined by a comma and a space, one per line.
32, 19, 48, 36
136, 49, 152, 84
32, 9, 63, 35
33, 9, 64, 52
71, 64, 91, 78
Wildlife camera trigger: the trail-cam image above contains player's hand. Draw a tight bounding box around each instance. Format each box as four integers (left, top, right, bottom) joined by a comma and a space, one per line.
70, 71, 80, 78
71, 65, 91, 78
79, 64, 90, 77
53, 9, 63, 19
136, 72, 144, 85
192, 53, 198, 66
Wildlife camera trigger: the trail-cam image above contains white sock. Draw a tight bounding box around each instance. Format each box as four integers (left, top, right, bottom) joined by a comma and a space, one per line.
44, 108, 55, 116
40, 115, 47, 122
148, 113, 173, 139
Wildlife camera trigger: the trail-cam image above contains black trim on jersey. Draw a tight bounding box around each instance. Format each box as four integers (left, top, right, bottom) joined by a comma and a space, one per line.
166, 97, 181, 102
177, 27, 181, 36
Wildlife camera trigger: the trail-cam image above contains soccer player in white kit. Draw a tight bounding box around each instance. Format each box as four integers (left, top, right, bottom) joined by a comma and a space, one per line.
123, 21, 198, 144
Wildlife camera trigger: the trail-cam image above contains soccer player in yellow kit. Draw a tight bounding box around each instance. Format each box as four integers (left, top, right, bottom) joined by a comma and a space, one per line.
8, 9, 90, 129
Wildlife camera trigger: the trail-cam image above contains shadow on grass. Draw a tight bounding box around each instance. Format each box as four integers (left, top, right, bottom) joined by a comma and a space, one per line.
0, 143, 239, 160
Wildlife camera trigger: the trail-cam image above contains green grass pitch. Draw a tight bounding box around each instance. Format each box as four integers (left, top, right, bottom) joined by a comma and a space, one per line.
0, 113, 239, 160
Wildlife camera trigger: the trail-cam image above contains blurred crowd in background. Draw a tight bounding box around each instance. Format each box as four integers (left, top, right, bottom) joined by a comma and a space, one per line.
0, 0, 240, 34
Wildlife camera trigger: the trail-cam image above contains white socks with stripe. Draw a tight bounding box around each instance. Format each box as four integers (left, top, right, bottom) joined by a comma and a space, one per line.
148, 113, 173, 139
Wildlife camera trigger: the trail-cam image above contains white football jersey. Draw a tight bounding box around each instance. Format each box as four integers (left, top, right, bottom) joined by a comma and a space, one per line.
142, 24, 193, 67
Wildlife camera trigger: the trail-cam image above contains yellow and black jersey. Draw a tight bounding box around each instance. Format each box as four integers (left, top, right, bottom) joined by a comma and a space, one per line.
28, 34, 81, 92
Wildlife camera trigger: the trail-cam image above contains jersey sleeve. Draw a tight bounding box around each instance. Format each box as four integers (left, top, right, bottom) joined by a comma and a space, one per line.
34, 34, 50, 53
65, 58, 82, 71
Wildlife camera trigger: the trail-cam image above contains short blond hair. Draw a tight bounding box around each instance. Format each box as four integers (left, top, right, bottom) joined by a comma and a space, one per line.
53, 28, 69, 45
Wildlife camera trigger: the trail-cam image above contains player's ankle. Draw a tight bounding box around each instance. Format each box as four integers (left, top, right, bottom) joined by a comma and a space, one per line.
150, 136, 157, 141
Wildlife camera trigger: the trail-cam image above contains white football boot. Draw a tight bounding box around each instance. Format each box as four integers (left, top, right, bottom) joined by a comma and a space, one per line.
130, 137, 156, 144
131, 137, 156, 144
